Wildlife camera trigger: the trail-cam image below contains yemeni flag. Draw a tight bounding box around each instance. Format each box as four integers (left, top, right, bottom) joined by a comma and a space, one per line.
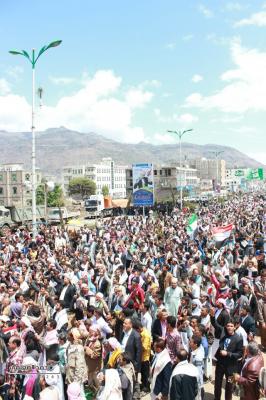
187, 214, 198, 236
212, 224, 233, 243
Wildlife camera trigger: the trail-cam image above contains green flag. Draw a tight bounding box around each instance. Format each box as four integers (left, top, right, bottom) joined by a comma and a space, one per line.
187, 214, 198, 234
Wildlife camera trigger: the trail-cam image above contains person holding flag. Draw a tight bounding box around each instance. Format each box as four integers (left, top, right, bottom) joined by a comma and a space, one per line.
187, 214, 198, 238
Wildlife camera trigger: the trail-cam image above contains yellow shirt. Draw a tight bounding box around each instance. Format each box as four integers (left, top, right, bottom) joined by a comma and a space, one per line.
141, 328, 151, 362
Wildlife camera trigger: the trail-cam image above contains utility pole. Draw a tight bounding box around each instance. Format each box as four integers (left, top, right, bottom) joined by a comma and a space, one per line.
10, 40, 62, 238
167, 129, 193, 209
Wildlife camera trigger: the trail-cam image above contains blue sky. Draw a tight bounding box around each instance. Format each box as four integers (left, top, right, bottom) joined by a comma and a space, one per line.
1, 0, 266, 163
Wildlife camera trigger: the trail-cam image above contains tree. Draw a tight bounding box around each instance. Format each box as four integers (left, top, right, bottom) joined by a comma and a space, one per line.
68, 177, 96, 199
36, 185, 45, 205
101, 185, 109, 197
48, 184, 64, 207
36, 183, 64, 207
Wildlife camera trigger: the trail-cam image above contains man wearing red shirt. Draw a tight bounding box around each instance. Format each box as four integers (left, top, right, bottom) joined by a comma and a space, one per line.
124, 277, 145, 311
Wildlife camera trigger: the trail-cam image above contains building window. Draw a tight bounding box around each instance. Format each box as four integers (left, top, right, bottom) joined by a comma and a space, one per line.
0, 187, 3, 195
11, 173, 17, 182
12, 187, 17, 195
154, 170, 157, 176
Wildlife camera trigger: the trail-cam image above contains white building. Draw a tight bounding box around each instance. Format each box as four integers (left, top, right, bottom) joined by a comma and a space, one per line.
63, 158, 127, 199
225, 168, 249, 191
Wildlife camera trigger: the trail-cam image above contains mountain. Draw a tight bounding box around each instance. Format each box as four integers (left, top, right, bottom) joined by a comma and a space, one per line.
0, 127, 263, 175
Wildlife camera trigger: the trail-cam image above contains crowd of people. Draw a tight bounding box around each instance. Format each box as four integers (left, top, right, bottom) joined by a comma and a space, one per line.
0, 193, 265, 400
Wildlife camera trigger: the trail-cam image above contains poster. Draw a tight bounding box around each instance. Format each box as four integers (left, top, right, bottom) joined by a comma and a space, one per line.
132, 163, 154, 206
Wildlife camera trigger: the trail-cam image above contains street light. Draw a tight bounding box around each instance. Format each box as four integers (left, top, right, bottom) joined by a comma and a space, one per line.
9, 40, 62, 238
167, 129, 193, 209
209, 150, 224, 190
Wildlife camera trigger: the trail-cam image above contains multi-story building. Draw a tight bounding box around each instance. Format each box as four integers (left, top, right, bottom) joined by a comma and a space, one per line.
62, 158, 127, 199
0, 164, 42, 207
190, 158, 226, 187
126, 164, 199, 202
225, 168, 249, 191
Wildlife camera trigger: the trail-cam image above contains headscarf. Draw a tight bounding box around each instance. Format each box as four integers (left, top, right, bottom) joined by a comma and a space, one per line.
216, 297, 230, 314
97, 369, 123, 400
67, 382, 83, 400
21, 316, 32, 328
216, 298, 227, 308
191, 299, 202, 316
87, 325, 101, 343
106, 338, 122, 368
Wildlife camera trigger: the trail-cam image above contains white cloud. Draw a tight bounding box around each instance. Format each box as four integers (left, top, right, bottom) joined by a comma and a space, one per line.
0, 70, 153, 143
6, 66, 23, 80
225, 2, 246, 12
209, 115, 243, 124
192, 74, 203, 83
125, 88, 153, 109
182, 34, 194, 42
0, 79, 11, 95
162, 92, 172, 98
185, 93, 203, 106
0, 94, 30, 130
154, 108, 161, 117
184, 39, 266, 113
206, 33, 230, 46
154, 109, 198, 125
176, 113, 198, 124
49, 76, 76, 85
235, 7, 266, 27
198, 4, 214, 18
140, 79, 161, 89
165, 43, 176, 50
154, 133, 177, 144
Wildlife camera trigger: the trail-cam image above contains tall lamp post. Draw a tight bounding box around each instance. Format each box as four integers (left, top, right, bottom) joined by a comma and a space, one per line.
167, 129, 193, 209
9, 40, 62, 238
209, 150, 224, 190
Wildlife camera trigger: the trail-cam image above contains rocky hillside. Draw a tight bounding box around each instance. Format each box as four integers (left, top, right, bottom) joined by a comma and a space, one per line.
0, 127, 263, 175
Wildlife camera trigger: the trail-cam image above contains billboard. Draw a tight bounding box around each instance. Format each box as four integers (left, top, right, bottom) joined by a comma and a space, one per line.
234, 168, 264, 181
246, 168, 264, 181
132, 163, 154, 206
234, 169, 245, 177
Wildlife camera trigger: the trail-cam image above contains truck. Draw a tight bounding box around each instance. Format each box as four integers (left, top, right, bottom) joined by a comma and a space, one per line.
0, 205, 80, 234
47, 207, 80, 224
84, 194, 126, 218
0, 205, 46, 234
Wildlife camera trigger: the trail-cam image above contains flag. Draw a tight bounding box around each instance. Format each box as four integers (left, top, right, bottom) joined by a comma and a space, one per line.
212, 224, 233, 242
187, 214, 198, 234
